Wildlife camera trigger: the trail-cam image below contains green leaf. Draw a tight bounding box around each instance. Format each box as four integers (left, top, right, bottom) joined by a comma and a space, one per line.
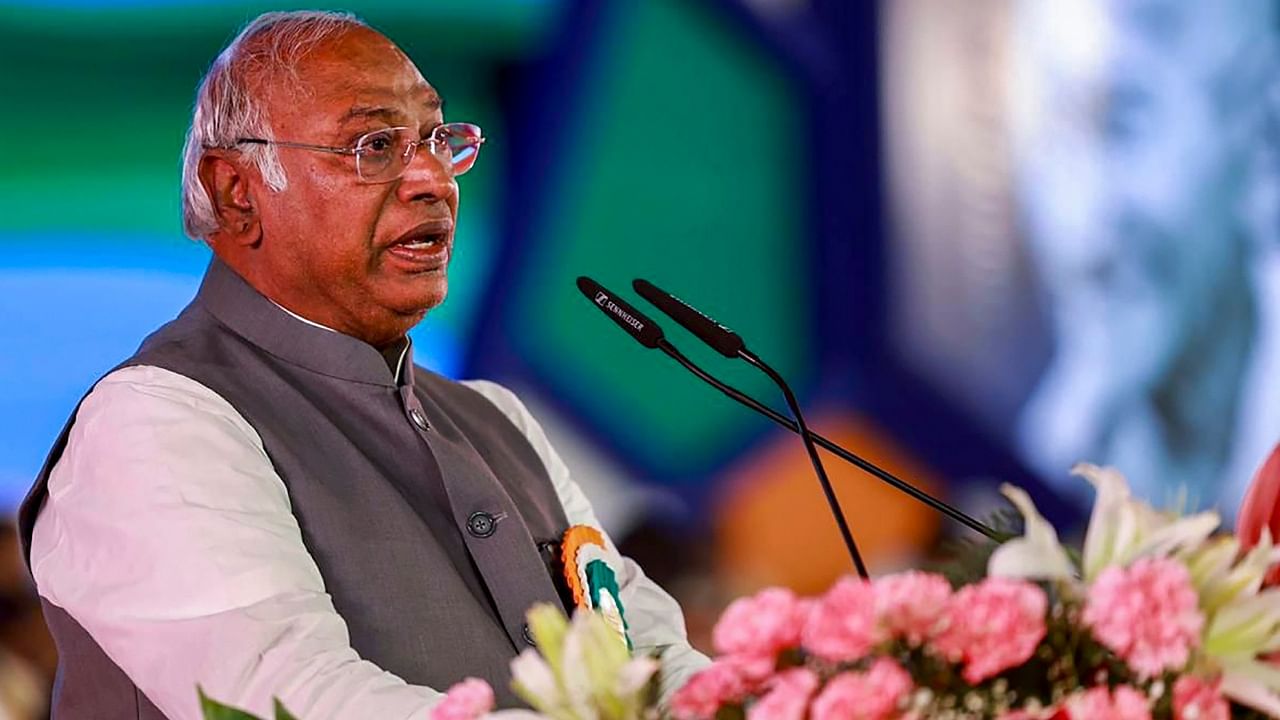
198, 687, 265, 720
273, 699, 300, 720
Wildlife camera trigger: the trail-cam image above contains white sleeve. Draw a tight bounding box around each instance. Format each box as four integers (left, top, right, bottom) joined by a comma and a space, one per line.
461, 380, 711, 702
30, 366, 441, 720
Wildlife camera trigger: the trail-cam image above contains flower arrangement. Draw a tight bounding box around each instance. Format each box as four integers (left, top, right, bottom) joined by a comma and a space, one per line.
668, 464, 1280, 720
200, 462, 1280, 719
434, 603, 660, 720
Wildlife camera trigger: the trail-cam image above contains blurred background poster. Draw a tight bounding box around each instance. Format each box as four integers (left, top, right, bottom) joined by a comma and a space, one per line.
883, 0, 1280, 517
1, 2, 1279, 714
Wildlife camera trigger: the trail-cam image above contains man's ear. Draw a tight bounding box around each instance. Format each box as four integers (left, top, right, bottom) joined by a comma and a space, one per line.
199, 152, 262, 247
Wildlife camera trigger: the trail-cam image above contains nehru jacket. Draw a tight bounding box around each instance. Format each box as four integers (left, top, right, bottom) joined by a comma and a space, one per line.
18, 259, 706, 719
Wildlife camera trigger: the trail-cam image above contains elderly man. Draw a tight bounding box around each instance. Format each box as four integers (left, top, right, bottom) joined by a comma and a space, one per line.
17, 10, 706, 719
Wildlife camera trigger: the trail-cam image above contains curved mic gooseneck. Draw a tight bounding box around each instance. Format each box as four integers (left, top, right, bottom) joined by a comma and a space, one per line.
630, 279, 871, 578
576, 276, 870, 578
740, 346, 870, 575
632, 278, 999, 543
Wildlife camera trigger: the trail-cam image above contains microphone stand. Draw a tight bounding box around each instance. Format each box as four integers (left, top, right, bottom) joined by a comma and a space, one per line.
744, 347, 870, 579
579, 275, 998, 581
576, 275, 874, 577
659, 338, 869, 578
656, 340, 999, 541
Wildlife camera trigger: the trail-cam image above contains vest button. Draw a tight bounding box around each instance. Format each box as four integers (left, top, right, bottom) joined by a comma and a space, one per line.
522, 623, 536, 646
466, 511, 496, 538
408, 407, 430, 431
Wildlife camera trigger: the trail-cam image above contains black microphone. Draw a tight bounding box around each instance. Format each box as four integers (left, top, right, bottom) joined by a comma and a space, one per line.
633, 278, 743, 358
579, 276, 870, 578
633, 278, 999, 542
576, 277, 665, 348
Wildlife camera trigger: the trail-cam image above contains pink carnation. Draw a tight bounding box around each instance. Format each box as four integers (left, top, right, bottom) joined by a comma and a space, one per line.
745, 667, 820, 720
932, 577, 1047, 684
430, 678, 494, 720
1063, 685, 1151, 720
712, 587, 808, 665
1083, 558, 1204, 678
810, 658, 913, 720
802, 577, 882, 662
875, 571, 953, 644
1172, 676, 1229, 720
669, 660, 752, 720
726, 652, 781, 685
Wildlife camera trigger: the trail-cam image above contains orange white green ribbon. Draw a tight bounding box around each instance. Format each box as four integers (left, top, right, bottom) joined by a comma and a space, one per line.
561, 525, 630, 649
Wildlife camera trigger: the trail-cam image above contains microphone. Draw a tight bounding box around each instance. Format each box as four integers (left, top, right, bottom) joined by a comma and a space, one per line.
578, 276, 870, 578
633, 278, 744, 358
632, 278, 998, 542
576, 277, 665, 348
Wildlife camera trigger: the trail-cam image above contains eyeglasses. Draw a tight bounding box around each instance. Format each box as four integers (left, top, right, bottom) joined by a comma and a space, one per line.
233, 123, 485, 183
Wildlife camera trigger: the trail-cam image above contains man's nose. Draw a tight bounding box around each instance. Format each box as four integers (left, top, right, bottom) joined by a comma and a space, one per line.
395, 147, 457, 205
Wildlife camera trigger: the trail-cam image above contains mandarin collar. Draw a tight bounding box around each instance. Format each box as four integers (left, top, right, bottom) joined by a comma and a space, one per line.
194, 258, 411, 388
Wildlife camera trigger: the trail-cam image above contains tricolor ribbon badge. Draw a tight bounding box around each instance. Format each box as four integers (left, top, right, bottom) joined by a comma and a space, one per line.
561, 524, 630, 650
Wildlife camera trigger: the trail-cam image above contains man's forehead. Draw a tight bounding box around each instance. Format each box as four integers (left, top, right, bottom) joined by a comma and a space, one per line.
308, 32, 426, 85
273, 28, 442, 123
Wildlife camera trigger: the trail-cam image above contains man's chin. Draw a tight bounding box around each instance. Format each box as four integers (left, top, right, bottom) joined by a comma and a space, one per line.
392, 282, 447, 320
385, 271, 446, 306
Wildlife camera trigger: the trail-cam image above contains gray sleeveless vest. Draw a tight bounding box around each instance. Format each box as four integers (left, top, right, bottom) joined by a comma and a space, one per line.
18, 259, 572, 717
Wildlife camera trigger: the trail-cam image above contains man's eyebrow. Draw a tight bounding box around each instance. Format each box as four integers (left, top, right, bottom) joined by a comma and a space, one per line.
337, 95, 445, 125
338, 106, 400, 124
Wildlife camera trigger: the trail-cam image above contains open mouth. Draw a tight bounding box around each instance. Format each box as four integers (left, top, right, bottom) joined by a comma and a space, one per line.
386, 223, 452, 269
392, 230, 448, 251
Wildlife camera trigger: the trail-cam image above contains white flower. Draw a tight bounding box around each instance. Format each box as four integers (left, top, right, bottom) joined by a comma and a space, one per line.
510, 649, 564, 716
987, 484, 1075, 580
1184, 530, 1280, 616
510, 605, 653, 720
1075, 463, 1219, 581
615, 657, 658, 696
559, 611, 600, 720
1220, 662, 1280, 717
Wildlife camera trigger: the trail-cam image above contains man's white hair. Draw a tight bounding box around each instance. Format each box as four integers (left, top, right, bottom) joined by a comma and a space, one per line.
180, 10, 368, 240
